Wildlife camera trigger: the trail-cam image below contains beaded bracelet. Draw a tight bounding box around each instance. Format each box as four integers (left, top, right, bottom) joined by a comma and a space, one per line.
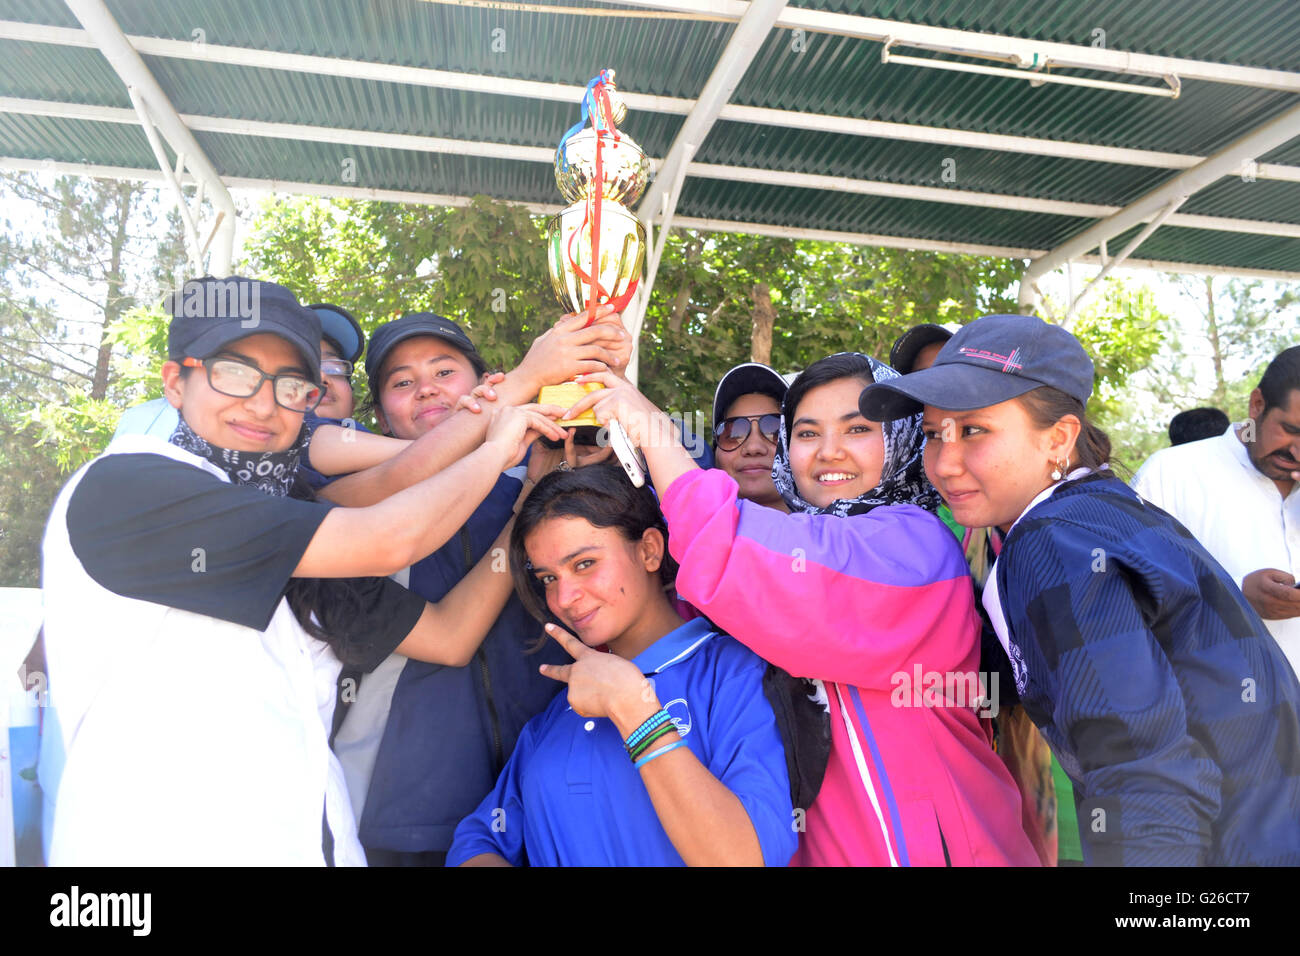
624, 710, 671, 751
634, 739, 687, 770
628, 722, 678, 762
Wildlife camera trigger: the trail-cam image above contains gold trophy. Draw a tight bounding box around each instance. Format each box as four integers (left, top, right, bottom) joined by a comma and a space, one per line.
540, 69, 649, 432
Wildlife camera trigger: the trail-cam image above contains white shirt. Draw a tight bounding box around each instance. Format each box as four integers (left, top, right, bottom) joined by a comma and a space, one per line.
1132, 426, 1300, 676
982, 468, 1093, 695
42, 436, 367, 866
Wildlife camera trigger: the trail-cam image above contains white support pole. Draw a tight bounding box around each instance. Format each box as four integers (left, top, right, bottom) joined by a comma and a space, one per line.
63, 0, 235, 274
627, 0, 784, 386
1019, 100, 1300, 312
626, 149, 693, 385
1061, 198, 1185, 327
127, 86, 204, 272
636, 0, 785, 220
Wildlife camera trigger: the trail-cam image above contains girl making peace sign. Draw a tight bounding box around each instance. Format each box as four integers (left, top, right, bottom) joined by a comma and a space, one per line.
448, 464, 798, 866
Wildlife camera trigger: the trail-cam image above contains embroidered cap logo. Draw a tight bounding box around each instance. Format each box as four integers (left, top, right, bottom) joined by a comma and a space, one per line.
957, 346, 1024, 374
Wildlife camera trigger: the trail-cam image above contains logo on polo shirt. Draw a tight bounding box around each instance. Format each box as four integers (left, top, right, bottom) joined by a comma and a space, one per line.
664, 698, 692, 737
958, 346, 1023, 374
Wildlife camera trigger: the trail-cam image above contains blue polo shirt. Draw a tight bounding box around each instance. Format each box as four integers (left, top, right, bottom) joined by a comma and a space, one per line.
446, 617, 797, 866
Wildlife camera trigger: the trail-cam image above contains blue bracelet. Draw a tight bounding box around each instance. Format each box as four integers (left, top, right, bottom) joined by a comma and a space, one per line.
625, 710, 671, 748
634, 739, 687, 769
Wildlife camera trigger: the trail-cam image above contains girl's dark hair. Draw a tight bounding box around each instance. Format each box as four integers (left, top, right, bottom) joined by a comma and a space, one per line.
783, 352, 877, 437
283, 473, 384, 669
509, 462, 678, 624
1016, 386, 1112, 471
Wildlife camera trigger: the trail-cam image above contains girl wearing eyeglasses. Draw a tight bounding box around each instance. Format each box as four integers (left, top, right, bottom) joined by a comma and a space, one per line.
565, 356, 1039, 867
40, 278, 568, 866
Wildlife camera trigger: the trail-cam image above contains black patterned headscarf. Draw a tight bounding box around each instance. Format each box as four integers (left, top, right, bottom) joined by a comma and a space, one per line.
771, 352, 942, 517
169, 414, 311, 497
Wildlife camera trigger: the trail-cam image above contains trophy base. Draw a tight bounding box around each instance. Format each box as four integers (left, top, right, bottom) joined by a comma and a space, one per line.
538, 381, 602, 429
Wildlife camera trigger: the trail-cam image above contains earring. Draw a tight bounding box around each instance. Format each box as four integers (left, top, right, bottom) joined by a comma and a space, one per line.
1050, 464, 1062, 481
1051, 457, 1069, 481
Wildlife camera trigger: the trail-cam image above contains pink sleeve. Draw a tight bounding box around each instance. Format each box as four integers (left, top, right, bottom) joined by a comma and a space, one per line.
659, 468, 980, 689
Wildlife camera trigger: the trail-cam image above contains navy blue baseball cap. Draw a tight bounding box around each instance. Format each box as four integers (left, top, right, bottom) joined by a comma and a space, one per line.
712, 362, 789, 431
364, 312, 482, 386
859, 314, 1095, 420
889, 323, 953, 375
309, 303, 365, 364
167, 276, 321, 382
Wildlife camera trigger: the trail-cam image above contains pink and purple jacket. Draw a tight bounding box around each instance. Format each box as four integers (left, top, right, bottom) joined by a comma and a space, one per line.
661, 468, 1040, 867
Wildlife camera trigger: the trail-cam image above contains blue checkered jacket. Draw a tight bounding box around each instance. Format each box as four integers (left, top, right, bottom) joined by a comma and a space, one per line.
996, 473, 1300, 866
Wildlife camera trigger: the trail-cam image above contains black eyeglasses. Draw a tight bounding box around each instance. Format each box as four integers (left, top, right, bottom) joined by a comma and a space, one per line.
715, 413, 781, 451
183, 357, 323, 413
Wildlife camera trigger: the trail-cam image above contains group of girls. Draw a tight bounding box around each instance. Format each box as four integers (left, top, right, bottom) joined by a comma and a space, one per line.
451, 312, 1300, 867
42, 274, 1300, 866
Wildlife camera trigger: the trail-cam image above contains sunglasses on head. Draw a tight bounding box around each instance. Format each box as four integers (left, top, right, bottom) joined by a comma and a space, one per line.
714, 413, 782, 452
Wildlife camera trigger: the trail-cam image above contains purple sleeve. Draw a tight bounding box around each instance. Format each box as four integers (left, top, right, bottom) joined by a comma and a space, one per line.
659, 468, 980, 689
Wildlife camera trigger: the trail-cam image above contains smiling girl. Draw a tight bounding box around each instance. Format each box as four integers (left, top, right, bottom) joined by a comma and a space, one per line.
564, 356, 1039, 867
447, 464, 796, 866
41, 278, 564, 866
860, 313, 1300, 866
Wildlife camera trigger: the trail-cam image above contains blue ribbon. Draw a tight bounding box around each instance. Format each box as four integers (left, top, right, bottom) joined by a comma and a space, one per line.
557, 70, 612, 171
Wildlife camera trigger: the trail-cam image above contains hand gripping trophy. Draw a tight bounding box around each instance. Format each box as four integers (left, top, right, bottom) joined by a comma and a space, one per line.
541, 69, 650, 485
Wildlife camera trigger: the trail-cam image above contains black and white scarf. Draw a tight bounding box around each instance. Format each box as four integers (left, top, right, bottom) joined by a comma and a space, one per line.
169, 414, 309, 497
771, 353, 943, 517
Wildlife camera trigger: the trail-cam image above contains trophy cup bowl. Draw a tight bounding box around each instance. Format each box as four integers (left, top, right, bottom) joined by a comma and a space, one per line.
546, 200, 646, 316
554, 130, 649, 206
542, 200, 646, 429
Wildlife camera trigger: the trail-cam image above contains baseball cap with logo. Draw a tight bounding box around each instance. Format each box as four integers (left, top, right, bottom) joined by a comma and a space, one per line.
858, 313, 1095, 421
167, 276, 322, 383
364, 312, 484, 386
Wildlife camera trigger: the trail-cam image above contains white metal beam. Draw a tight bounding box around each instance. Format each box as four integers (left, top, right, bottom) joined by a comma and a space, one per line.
1061, 198, 1185, 327
60, 0, 235, 274
8, 97, 1299, 242
6, 155, 1298, 283
1019, 100, 1300, 309
612, 1, 1300, 93
5, 20, 1300, 184
636, 0, 784, 219
627, 0, 785, 384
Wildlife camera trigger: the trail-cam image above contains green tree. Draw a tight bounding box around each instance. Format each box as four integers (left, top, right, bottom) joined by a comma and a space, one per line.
0, 173, 187, 585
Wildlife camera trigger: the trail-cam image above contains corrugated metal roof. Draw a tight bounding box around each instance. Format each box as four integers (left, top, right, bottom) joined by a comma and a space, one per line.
810, 0, 1300, 70
0, 0, 1297, 275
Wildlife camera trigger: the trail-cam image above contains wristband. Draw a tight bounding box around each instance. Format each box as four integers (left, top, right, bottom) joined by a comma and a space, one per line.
634, 739, 687, 770
628, 722, 677, 761
624, 709, 671, 750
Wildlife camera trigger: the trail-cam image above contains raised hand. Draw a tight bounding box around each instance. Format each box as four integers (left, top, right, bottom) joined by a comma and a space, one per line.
514, 305, 630, 392
538, 622, 660, 732
484, 403, 568, 469
562, 371, 677, 452
454, 371, 508, 414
